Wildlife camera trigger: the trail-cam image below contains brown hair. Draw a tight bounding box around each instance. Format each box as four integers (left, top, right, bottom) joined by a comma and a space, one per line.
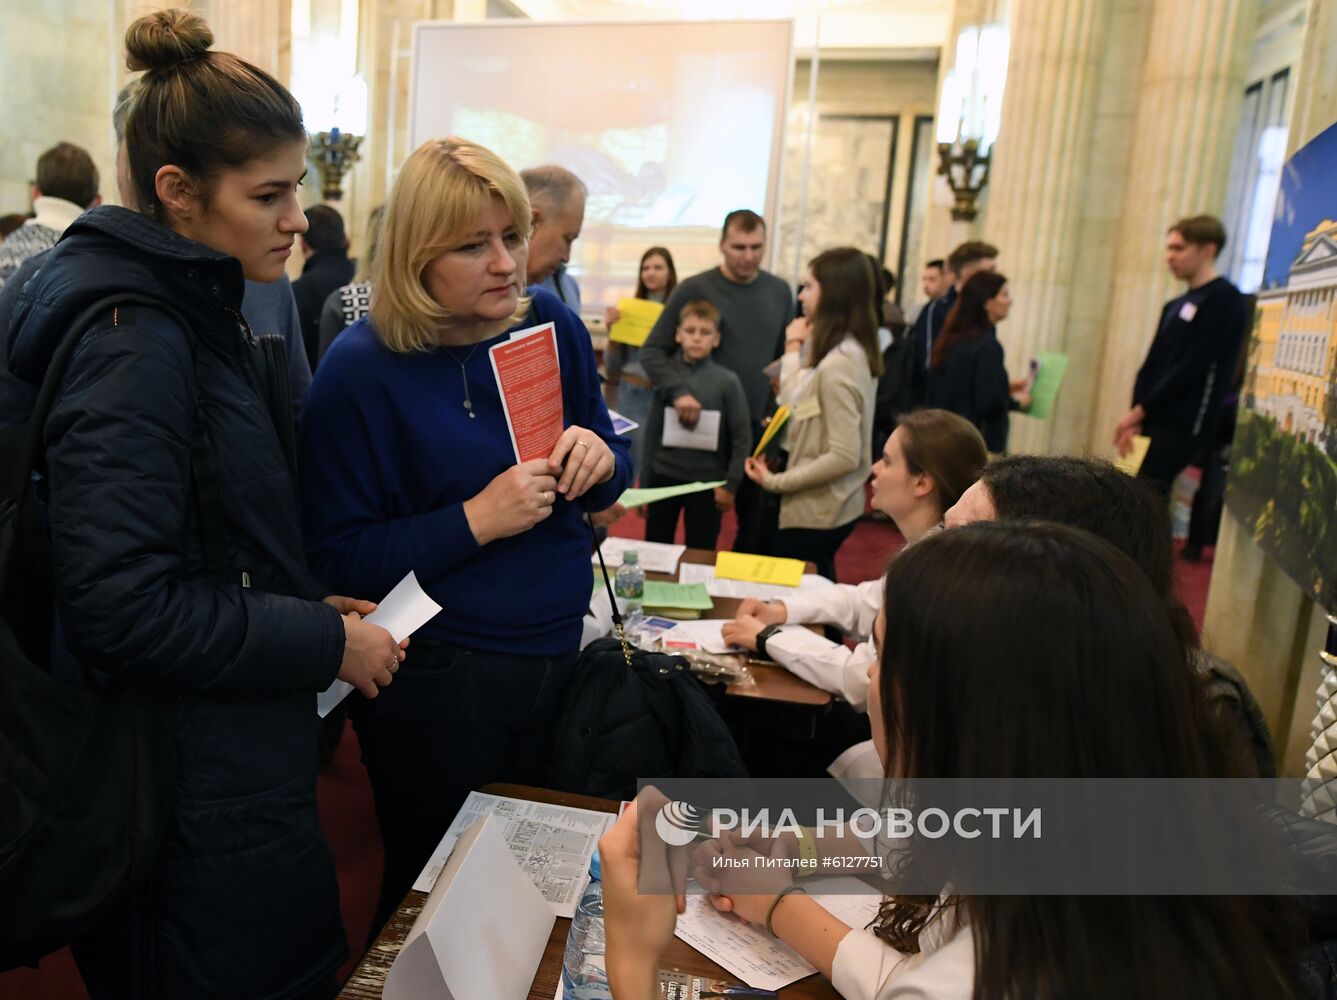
123, 8, 305, 222
806, 247, 884, 375
895, 410, 987, 513
1170, 215, 1227, 254
678, 298, 720, 330
35, 142, 99, 209
946, 240, 998, 277
870, 522, 1304, 1000
0, 214, 27, 240
720, 209, 764, 240
635, 246, 677, 300
931, 271, 1007, 371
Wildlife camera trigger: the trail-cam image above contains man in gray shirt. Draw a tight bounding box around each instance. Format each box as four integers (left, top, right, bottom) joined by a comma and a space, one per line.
640, 210, 792, 552
641, 209, 792, 433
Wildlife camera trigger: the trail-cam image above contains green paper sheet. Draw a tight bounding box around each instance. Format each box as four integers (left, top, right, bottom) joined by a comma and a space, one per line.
618, 480, 725, 509
1026, 352, 1070, 420
641, 581, 714, 610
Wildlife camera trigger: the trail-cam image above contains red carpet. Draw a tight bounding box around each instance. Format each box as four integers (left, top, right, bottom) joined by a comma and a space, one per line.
0, 510, 1213, 999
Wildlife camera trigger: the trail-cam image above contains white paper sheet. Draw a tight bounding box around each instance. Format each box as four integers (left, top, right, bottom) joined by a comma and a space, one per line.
661, 408, 721, 451
413, 791, 616, 918
659, 619, 738, 655
672, 878, 881, 991
580, 587, 616, 650
594, 536, 686, 575
673, 892, 814, 990
677, 562, 834, 602
316, 571, 443, 718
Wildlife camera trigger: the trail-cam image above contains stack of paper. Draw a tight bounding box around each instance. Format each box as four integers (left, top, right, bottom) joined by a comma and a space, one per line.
715, 551, 805, 588
642, 581, 714, 611
594, 537, 687, 575
672, 879, 882, 990
678, 562, 834, 602
659, 620, 737, 654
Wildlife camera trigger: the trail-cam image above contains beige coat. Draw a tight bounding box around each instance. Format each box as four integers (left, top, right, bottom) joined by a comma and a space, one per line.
766, 337, 876, 530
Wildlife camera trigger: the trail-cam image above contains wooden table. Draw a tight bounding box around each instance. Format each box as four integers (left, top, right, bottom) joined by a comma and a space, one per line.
649, 548, 832, 709
338, 784, 842, 1000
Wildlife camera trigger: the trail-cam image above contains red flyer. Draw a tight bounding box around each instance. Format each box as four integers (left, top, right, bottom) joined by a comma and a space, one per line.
488, 322, 565, 463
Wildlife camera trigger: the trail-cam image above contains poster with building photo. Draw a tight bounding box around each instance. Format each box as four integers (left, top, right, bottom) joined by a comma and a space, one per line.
1228, 121, 1337, 613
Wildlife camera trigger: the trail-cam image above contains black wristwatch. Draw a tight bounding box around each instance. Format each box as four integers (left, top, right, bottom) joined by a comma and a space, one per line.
755, 623, 783, 659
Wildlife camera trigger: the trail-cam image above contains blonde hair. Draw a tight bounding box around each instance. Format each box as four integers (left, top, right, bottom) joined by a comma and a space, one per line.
371, 137, 533, 353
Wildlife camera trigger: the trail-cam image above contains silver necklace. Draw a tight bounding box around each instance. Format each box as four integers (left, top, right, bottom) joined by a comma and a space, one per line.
445, 341, 482, 418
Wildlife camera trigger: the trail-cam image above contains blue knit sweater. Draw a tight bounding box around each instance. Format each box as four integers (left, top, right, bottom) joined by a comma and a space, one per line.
299, 289, 631, 655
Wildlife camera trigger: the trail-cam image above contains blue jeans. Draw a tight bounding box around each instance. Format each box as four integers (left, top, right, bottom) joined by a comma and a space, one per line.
613, 380, 654, 482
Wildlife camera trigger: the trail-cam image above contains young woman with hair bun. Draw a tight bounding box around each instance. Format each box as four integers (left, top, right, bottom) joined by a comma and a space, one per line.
6, 9, 402, 996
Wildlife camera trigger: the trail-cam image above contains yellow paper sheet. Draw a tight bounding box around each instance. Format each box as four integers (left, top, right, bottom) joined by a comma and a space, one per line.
608, 298, 665, 348
1114, 435, 1151, 476
714, 551, 805, 588
752, 406, 790, 457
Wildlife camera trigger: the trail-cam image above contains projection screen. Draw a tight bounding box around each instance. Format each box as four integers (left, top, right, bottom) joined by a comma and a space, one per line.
409, 19, 794, 316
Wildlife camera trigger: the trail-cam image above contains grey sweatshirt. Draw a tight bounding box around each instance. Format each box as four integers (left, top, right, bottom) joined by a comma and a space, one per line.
641, 352, 752, 493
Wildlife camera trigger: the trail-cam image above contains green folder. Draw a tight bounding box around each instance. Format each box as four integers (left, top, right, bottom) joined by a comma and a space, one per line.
618, 480, 725, 509
1026, 351, 1070, 420
641, 581, 714, 610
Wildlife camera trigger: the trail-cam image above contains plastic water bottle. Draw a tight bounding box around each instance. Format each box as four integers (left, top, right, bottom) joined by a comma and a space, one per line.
562, 853, 611, 999
614, 550, 645, 609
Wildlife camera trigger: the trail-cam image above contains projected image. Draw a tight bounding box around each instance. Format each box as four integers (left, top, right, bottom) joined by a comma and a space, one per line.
411, 21, 791, 310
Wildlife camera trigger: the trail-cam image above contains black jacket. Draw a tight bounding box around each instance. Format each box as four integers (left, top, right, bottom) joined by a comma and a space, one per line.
7, 206, 348, 996
909, 286, 956, 405
292, 248, 355, 371
1132, 276, 1248, 442
927, 330, 1011, 452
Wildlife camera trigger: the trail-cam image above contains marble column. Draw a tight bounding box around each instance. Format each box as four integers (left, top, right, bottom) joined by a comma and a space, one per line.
1091, 0, 1259, 450
200, 0, 293, 82
1204, 0, 1337, 779
982, 0, 1112, 454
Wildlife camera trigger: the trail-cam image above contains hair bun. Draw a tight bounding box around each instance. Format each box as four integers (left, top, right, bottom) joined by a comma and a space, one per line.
125, 8, 213, 73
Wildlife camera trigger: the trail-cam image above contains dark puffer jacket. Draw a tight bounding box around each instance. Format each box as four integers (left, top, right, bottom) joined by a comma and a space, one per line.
7, 206, 348, 998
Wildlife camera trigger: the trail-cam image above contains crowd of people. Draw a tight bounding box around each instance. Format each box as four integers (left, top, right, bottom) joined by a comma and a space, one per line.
0, 7, 1301, 1000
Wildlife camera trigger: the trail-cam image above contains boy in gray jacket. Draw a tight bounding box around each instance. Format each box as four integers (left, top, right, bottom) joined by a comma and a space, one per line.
641, 299, 751, 548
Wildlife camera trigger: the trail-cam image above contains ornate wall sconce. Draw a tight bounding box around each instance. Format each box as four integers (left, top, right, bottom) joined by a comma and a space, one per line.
309, 127, 363, 202
935, 23, 1009, 223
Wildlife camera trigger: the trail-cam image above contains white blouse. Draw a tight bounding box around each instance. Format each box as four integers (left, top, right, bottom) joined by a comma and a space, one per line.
831, 908, 974, 1000
763, 578, 882, 709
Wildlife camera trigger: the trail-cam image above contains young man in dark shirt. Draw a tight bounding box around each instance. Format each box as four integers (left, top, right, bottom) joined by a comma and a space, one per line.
909, 241, 998, 405
1114, 215, 1249, 499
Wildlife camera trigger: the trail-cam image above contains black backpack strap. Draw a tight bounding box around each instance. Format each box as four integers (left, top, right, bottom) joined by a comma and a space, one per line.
2, 294, 232, 608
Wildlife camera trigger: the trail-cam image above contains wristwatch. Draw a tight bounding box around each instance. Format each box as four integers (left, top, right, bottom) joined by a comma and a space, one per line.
755, 623, 783, 659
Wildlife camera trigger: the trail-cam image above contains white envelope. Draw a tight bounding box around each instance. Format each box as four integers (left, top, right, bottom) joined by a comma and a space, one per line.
661, 408, 721, 451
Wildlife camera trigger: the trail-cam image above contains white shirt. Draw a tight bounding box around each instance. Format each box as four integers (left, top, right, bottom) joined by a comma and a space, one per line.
763, 578, 882, 709
28, 195, 85, 235
831, 907, 974, 1000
